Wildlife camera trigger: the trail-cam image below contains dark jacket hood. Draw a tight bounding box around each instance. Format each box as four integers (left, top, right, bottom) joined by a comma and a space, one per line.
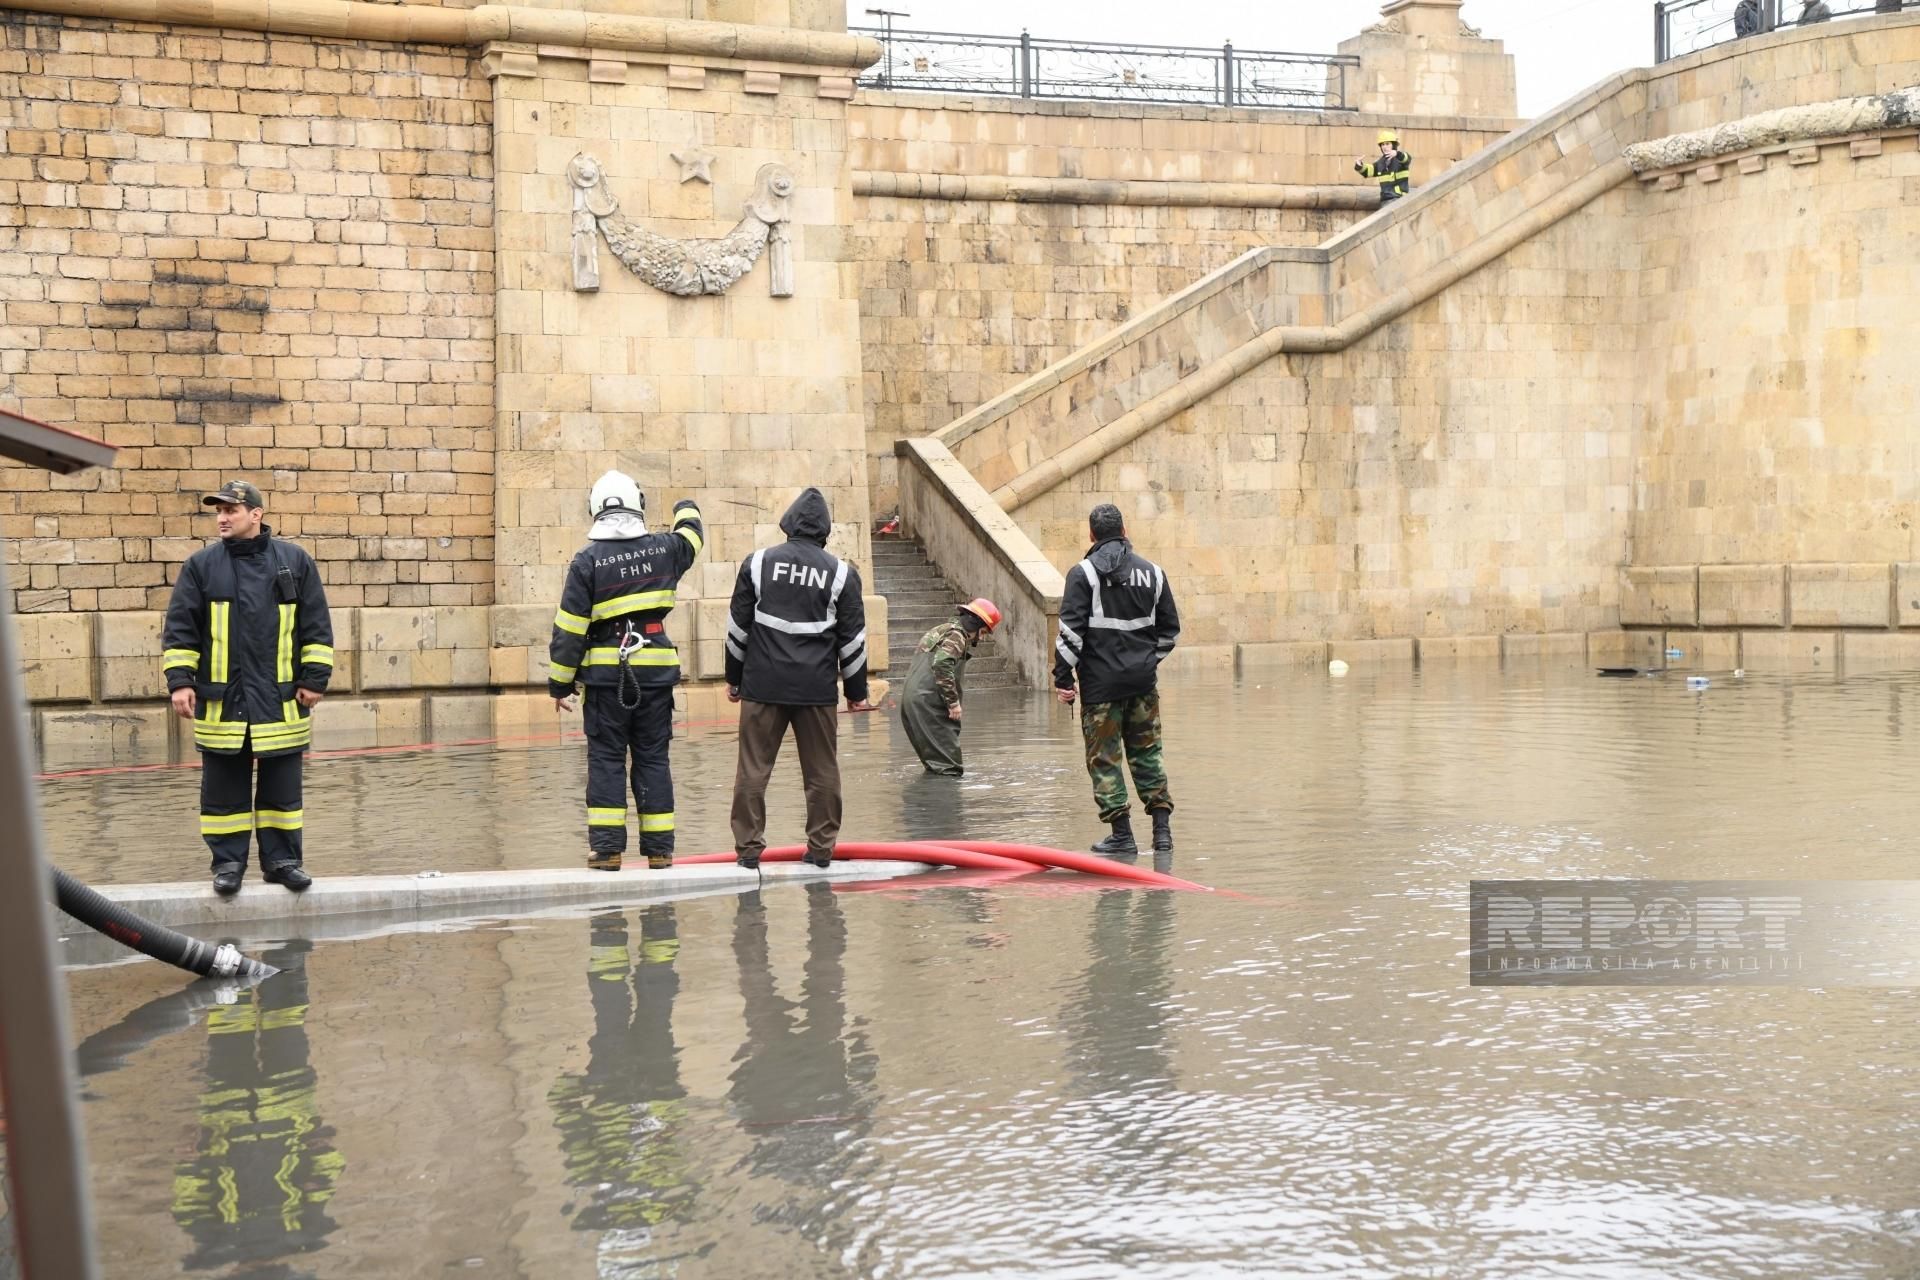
1087, 536, 1131, 576
779, 488, 832, 547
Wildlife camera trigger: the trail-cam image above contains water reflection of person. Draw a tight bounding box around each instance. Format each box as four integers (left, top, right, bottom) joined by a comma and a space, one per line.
170, 941, 344, 1273
1063, 883, 1178, 1100
728, 884, 878, 1250
549, 906, 695, 1250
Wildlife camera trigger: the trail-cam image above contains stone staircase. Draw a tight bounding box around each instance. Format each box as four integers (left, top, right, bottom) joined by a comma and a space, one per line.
872, 533, 1025, 690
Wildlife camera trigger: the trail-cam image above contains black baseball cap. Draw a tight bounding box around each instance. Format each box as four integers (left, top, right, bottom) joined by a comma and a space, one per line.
202, 479, 265, 509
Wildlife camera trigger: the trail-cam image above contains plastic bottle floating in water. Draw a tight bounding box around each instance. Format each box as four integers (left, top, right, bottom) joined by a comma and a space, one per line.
1687, 675, 1710, 690
1666, 647, 1685, 660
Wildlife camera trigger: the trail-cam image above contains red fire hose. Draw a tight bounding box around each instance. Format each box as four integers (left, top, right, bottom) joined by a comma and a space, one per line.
679, 842, 1041, 873
679, 840, 1205, 891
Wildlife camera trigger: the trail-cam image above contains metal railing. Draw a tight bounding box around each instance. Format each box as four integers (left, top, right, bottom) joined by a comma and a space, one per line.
850, 26, 1362, 111
1656, 0, 1908, 62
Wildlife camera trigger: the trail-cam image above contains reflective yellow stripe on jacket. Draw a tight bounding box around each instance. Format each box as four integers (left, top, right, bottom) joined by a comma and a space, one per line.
591, 590, 677, 621
580, 647, 680, 667
276, 602, 296, 684
209, 601, 231, 684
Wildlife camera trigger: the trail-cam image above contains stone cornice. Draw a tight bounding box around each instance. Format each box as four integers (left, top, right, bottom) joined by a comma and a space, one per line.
854, 172, 1379, 211
1624, 87, 1920, 173
0, 0, 882, 69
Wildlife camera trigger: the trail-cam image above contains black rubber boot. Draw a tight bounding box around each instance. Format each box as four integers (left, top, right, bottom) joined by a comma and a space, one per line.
1090, 816, 1138, 858
803, 848, 833, 869
212, 866, 244, 896
735, 851, 761, 871
262, 863, 311, 892
1151, 809, 1173, 855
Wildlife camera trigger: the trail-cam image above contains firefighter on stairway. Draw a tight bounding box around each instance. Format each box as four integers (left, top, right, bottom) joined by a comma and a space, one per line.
1053, 503, 1180, 858
163, 479, 333, 896
1355, 128, 1413, 202
549, 471, 705, 871
898, 598, 1000, 777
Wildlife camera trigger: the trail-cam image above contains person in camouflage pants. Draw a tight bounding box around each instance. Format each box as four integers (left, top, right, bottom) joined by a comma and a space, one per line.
899, 599, 1000, 776
1054, 504, 1180, 857
1081, 689, 1171, 822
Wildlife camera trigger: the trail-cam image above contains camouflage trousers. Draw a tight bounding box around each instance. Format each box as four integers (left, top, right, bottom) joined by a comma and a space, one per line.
1079, 690, 1173, 823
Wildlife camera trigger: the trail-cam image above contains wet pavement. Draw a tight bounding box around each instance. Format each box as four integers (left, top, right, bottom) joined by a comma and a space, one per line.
34, 666, 1920, 1276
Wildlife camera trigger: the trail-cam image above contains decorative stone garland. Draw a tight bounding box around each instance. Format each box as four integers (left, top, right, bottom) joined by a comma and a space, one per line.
567, 154, 795, 298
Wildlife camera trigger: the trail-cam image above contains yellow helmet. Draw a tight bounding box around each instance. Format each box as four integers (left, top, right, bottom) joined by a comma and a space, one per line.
1377, 129, 1399, 145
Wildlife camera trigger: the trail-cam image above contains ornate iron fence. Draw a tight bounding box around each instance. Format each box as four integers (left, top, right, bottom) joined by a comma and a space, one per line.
1655, 0, 1907, 62
849, 26, 1362, 111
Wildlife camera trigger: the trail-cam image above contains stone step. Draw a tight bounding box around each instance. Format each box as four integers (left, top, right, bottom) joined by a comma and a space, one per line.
874, 533, 1028, 689
885, 591, 962, 608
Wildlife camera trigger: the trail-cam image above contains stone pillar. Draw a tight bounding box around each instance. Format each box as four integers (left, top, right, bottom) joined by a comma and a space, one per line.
488, 42, 873, 616
1336, 0, 1518, 121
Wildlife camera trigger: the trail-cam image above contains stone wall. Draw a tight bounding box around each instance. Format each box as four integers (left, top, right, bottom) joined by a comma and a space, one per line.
1630, 135, 1920, 569
907, 13, 1920, 664
0, 12, 496, 616
849, 93, 1520, 511
486, 42, 876, 688
1008, 187, 1640, 649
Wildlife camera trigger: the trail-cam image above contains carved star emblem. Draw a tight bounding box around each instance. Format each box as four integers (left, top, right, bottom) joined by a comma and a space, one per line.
670, 149, 714, 185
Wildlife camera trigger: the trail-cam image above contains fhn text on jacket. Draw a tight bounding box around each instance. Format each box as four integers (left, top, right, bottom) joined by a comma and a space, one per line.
723, 488, 869, 707
548, 470, 705, 872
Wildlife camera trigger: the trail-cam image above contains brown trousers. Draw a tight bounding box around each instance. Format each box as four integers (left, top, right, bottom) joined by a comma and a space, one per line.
730, 700, 842, 859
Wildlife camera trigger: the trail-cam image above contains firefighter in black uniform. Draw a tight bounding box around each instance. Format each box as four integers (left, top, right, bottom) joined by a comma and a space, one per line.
1355, 128, 1412, 202
549, 470, 704, 871
163, 479, 333, 895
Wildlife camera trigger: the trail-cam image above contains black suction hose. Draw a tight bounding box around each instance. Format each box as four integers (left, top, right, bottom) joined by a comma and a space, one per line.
53, 868, 278, 981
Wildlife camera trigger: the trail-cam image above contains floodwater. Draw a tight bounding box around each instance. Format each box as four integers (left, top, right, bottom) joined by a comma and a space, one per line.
32, 666, 1920, 1277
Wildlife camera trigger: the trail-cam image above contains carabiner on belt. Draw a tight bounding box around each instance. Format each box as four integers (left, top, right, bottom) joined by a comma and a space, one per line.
616, 622, 645, 710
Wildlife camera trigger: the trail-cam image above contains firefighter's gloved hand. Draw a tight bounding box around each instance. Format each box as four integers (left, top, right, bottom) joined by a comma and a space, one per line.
554, 694, 577, 713
171, 686, 196, 719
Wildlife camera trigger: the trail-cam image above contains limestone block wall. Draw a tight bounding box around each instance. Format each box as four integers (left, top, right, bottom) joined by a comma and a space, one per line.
489, 46, 873, 612
1011, 187, 1641, 647
849, 93, 1519, 512
907, 13, 1920, 656
1630, 130, 1920, 569
0, 13, 496, 616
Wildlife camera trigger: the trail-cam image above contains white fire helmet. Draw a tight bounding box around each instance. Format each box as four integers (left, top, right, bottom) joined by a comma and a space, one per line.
588, 470, 643, 520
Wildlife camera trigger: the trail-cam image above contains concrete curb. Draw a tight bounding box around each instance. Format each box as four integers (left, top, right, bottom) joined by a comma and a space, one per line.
89, 860, 933, 931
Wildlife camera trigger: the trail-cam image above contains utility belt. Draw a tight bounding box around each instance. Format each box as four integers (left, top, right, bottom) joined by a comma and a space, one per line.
583, 620, 680, 704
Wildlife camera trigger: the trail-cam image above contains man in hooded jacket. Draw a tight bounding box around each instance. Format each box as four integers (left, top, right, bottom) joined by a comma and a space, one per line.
724, 488, 874, 869
549, 470, 704, 871
1053, 503, 1180, 858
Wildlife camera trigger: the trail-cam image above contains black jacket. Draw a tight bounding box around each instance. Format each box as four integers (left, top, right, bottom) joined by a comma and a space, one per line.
1356, 147, 1412, 200
162, 527, 333, 756
1052, 536, 1180, 705
548, 501, 704, 697
725, 489, 869, 707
